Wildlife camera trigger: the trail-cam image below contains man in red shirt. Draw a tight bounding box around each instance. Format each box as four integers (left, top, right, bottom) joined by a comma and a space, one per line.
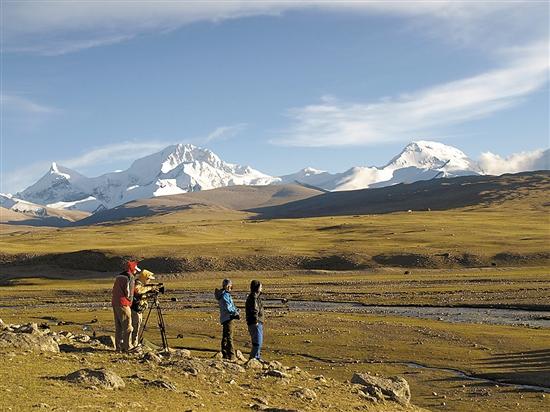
112, 261, 139, 352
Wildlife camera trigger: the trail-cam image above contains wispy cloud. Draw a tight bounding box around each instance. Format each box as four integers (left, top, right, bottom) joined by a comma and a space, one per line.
479, 149, 549, 175
1, 94, 59, 114
203, 123, 248, 144
2, 140, 169, 194
61, 141, 169, 170
2, 1, 540, 55
274, 43, 549, 147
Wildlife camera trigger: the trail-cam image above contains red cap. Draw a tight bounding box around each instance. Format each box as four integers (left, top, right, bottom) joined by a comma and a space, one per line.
127, 261, 141, 274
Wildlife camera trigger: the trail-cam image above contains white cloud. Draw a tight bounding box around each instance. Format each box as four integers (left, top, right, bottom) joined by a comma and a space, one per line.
62, 141, 169, 169
2, 125, 249, 193
274, 43, 549, 147
1, 140, 169, 193
2, 1, 542, 55
1, 94, 58, 114
478, 149, 549, 175
203, 123, 248, 143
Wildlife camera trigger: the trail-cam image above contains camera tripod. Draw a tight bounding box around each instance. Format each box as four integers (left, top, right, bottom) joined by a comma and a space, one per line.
138, 293, 169, 351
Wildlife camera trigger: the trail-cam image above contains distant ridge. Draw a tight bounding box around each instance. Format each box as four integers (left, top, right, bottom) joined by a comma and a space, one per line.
15, 141, 549, 212
251, 171, 550, 219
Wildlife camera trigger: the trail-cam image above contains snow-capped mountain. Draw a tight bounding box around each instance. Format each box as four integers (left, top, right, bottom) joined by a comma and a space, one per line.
286, 141, 481, 191
0, 193, 47, 216
17, 140, 538, 213
18, 144, 279, 212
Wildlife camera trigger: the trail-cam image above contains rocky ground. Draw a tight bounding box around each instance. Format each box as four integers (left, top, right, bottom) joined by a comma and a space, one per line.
0, 319, 425, 411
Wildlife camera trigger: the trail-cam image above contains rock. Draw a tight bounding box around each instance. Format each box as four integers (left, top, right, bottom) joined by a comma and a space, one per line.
141, 352, 162, 363
252, 397, 269, 406
266, 370, 291, 379
32, 403, 50, 408
59, 331, 74, 339
245, 358, 264, 370
14, 323, 42, 335
146, 379, 177, 391
314, 375, 327, 383
236, 350, 247, 362
184, 390, 201, 398
292, 388, 317, 400
0, 331, 59, 353
96, 335, 116, 349
351, 373, 411, 405
213, 351, 224, 360
268, 360, 284, 370
222, 362, 246, 374
63, 368, 125, 390
168, 348, 191, 358
74, 334, 91, 343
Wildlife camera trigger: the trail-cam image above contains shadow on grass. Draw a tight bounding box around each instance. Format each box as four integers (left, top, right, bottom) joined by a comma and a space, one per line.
475, 350, 550, 388
59, 343, 112, 353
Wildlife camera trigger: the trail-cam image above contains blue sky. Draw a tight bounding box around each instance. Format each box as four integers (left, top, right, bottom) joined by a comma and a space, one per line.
1, 1, 549, 193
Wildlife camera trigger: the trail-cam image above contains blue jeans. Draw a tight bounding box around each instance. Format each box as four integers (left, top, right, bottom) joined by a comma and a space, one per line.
248, 322, 263, 360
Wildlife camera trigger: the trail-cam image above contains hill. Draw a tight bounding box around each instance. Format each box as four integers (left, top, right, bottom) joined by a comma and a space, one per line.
252, 171, 550, 218
74, 184, 321, 225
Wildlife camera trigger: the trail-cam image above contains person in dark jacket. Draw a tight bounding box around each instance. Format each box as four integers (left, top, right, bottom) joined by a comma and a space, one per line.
214, 278, 240, 360
112, 261, 139, 352
245, 280, 264, 361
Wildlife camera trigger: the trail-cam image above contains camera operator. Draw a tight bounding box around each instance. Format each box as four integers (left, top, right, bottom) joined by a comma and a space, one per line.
130, 269, 160, 348
112, 261, 139, 352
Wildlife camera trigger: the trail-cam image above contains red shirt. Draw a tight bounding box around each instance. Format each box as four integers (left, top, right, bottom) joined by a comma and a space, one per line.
111, 271, 135, 307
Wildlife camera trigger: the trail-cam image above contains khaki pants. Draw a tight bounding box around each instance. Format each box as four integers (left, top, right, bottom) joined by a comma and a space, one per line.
113, 305, 133, 352
131, 310, 143, 347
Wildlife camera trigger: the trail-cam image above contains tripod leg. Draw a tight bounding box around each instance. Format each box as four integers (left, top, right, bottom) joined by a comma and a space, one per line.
139, 304, 154, 345
156, 302, 169, 351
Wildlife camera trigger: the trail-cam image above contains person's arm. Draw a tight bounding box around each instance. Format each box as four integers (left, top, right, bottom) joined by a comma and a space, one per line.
125, 276, 132, 300
135, 282, 155, 295
248, 295, 259, 324
224, 293, 238, 315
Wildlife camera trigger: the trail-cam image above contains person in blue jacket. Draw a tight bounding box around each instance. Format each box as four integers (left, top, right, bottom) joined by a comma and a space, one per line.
214, 278, 240, 360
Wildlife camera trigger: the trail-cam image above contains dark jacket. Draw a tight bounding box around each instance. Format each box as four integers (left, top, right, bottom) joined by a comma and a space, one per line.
245, 281, 264, 325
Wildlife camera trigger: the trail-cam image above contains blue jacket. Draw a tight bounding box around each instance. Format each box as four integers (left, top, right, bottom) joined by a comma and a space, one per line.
215, 288, 239, 324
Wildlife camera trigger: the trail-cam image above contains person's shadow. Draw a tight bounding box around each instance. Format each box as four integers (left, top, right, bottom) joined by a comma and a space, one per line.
475, 350, 550, 389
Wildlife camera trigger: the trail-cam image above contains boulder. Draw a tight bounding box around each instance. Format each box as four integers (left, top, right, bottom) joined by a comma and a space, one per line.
0, 331, 59, 353
245, 358, 264, 370
141, 352, 162, 363
351, 373, 410, 405
292, 387, 317, 400
63, 368, 125, 390
266, 370, 291, 379
96, 335, 116, 349
14, 323, 42, 335
145, 379, 177, 391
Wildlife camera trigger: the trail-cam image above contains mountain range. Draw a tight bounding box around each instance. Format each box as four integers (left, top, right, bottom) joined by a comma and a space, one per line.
7, 140, 549, 213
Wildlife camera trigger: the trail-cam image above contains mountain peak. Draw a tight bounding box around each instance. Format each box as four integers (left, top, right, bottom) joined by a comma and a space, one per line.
387, 140, 477, 172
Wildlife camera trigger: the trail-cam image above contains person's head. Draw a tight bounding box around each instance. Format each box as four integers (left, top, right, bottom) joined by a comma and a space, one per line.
138, 269, 155, 284
126, 261, 141, 275
250, 279, 262, 294
222, 278, 233, 291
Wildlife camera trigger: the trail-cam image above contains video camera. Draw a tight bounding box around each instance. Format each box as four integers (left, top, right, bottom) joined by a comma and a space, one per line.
145, 283, 166, 297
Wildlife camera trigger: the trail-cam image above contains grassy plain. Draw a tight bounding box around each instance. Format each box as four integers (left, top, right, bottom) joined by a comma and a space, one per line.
0, 268, 549, 411
1, 177, 549, 411
1, 205, 549, 263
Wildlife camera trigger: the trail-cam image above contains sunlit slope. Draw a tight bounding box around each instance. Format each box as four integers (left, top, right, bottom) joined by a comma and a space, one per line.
252, 171, 550, 218
0, 172, 548, 268
74, 184, 321, 225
